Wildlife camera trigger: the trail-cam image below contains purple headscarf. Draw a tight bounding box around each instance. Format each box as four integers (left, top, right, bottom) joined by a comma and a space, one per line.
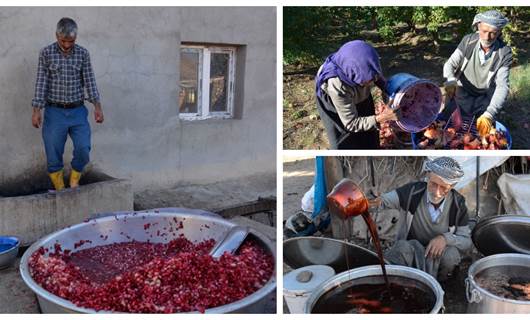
315, 40, 383, 97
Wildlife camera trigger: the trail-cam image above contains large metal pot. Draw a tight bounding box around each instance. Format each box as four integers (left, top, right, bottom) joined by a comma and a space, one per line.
20, 208, 276, 313
283, 236, 386, 274
466, 253, 530, 313
472, 215, 530, 256
304, 265, 444, 313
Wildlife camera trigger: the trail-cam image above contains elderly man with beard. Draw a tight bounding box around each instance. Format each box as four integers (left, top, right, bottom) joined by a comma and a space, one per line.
443, 10, 512, 137
370, 157, 471, 281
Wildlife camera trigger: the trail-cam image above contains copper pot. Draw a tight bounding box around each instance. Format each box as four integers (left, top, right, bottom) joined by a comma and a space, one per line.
327, 179, 369, 218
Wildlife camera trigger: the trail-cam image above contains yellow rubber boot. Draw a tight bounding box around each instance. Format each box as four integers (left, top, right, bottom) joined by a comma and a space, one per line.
69, 169, 82, 188
49, 170, 65, 191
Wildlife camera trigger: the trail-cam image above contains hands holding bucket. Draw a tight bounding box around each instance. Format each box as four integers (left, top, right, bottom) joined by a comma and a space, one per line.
376, 98, 398, 124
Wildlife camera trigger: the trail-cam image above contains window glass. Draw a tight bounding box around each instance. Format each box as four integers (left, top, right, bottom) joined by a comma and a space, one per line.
209, 52, 230, 112
180, 50, 200, 114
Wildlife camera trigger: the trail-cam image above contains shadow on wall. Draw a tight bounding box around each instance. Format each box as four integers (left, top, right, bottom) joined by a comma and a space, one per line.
0, 169, 116, 198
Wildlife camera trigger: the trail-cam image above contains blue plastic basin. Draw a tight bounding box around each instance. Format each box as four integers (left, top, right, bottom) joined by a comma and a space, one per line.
0, 236, 19, 253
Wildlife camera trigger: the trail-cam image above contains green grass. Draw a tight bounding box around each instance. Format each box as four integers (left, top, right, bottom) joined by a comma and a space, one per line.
292, 110, 308, 120
510, 63, 530, 102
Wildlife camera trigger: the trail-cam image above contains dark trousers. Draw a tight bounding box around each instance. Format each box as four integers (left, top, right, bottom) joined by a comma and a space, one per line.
316, 92, 379, 149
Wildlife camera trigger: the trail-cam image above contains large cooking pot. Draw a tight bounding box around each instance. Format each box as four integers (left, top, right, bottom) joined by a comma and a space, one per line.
304, 265, 444, 313
327, 178, 369, 218
20, 208, 276, 313
472, 214, 530, 256
466, 253, 530, 313
283, 236, 386, 274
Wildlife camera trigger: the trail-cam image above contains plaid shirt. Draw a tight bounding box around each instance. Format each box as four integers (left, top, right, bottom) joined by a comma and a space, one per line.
32, 42, 100, 108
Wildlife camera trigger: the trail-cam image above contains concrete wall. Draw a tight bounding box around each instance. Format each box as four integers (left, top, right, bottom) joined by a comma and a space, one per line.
0, 7, 276, 191
0, 178, 133, 245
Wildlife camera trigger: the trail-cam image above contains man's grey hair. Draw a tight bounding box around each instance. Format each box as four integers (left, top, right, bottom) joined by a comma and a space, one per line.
56, 17, 78, 38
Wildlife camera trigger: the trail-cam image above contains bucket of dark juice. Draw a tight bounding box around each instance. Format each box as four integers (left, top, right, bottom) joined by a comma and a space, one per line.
385, 73, 442, 133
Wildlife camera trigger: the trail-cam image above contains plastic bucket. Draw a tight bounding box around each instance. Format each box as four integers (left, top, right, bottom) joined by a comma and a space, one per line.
385, 73, 442, 133
0, 236, 19, 269
283, 265, 335, 314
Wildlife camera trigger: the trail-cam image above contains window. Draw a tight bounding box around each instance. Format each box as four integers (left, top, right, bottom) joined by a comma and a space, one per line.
179, 45, 236, 120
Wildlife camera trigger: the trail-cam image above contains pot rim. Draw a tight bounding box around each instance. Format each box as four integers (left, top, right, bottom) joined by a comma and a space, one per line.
20, 209, 276, 313
467, 253, 530, 305
472, 215, 530, 256
283, 236, 390, 269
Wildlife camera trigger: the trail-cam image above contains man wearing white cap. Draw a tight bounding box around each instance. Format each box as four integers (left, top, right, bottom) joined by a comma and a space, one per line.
443, 10, 512, 137
371, 157, 472, 280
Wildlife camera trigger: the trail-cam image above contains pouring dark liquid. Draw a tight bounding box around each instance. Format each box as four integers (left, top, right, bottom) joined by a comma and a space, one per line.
327, 179, 389, 289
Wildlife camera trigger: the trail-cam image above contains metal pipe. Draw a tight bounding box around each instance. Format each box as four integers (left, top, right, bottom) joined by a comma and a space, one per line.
476, 156, 480, 219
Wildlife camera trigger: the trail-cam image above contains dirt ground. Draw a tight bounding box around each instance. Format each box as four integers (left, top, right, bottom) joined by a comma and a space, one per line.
283, 27, 530, 150
282, 158, 486, 313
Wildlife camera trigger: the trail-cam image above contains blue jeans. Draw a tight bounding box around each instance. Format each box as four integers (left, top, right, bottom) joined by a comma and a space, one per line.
42, 105, 91, 173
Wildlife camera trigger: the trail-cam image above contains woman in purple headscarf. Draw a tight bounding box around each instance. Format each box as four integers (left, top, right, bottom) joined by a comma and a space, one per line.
315, 40, 396, 149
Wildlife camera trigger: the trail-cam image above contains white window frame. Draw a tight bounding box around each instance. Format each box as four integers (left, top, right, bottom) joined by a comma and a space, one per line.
179, 45, 236, 120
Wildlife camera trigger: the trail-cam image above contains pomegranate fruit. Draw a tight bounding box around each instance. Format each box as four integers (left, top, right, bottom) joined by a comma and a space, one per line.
417, 120, 509, 150
28, 236, 274, 313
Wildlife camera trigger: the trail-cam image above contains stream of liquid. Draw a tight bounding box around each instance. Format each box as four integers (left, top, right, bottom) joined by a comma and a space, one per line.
361, 211, 389, 289
326, 180, 438, 313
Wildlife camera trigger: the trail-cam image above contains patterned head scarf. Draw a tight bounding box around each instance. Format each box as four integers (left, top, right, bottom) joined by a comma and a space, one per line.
472, 10, 509, 31
424, 157, 464, 185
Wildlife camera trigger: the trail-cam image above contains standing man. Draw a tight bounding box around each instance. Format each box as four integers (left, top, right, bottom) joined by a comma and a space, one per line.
443, 10, 512, 137
31, 17, 104, 191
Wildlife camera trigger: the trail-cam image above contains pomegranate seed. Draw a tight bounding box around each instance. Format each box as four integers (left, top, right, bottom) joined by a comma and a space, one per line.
28, 236, 273, 313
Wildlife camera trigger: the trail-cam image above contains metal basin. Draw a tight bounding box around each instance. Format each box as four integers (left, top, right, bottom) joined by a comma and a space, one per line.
284, 236, 386, 274
0, 236, 19, 269
20, 208, 276, 313
304, 265, 444, 313
466, 253, 530, 313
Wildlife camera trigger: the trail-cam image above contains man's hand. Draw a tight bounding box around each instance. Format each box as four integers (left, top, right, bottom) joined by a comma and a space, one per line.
444, 79, 457, 99
368, 197, 382, 211
425, 235, 447, 259
32, 107, 42, 128
94, 104, 104, 123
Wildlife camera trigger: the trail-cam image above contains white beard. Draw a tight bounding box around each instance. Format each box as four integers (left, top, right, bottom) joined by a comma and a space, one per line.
427, 191, 444, 205
480, 38, 495, 48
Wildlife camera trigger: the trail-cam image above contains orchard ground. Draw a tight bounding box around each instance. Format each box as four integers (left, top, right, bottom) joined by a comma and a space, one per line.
283, 23, 530, 150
